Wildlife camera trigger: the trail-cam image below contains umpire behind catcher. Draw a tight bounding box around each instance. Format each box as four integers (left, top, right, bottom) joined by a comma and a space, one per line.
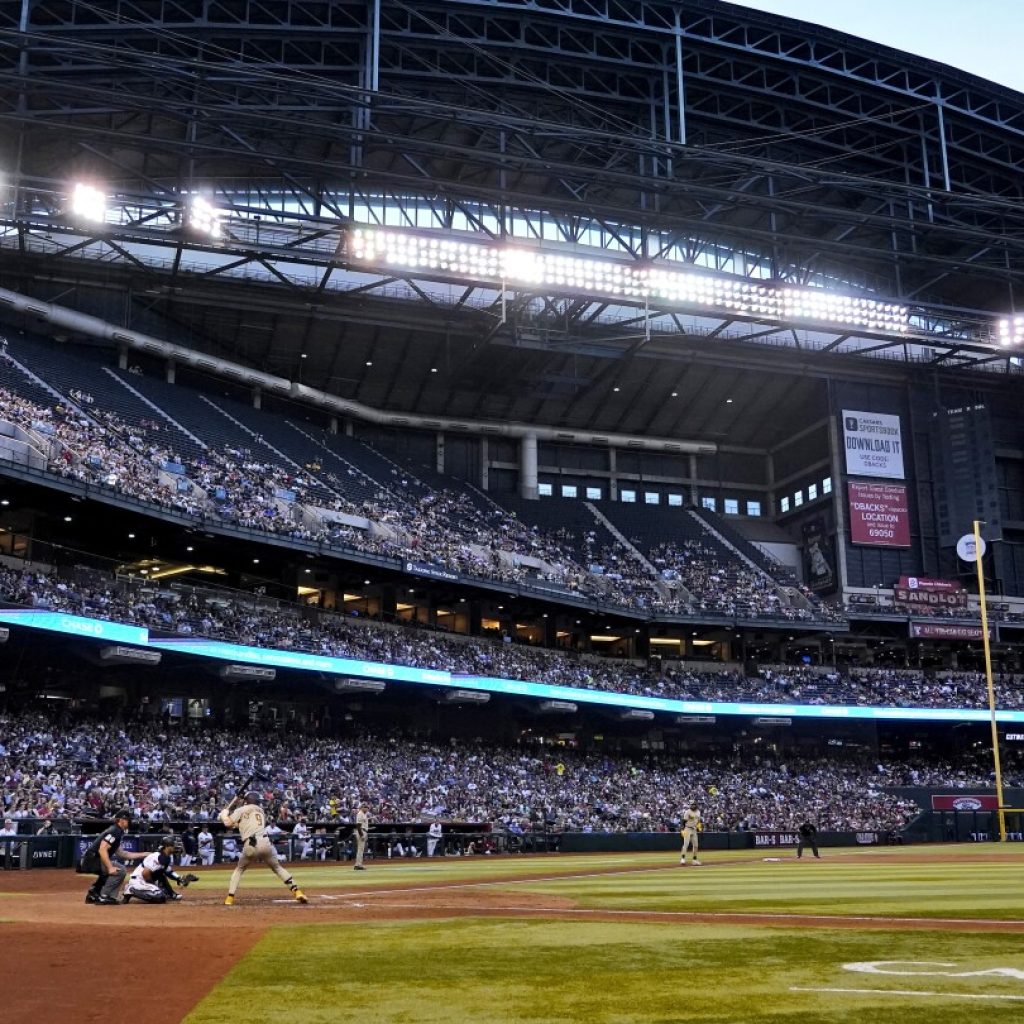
82, 811, 147, 904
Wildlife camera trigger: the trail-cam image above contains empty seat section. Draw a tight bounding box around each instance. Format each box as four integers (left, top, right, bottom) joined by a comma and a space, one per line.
279, 423, 400, 509
695, 507, 800, 585
4, 334, 206, 462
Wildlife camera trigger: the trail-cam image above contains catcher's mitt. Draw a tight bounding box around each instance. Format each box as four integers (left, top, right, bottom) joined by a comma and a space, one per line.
177, 873, 201, 887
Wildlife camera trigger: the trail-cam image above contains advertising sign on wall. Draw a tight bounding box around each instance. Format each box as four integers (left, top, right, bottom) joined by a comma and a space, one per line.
894, 577, 968, 614
842, 409, 905, 479
848, 482, 911, 547
930, 795, 999, 811
909, 622, 988, 641
801, 517, 837, 593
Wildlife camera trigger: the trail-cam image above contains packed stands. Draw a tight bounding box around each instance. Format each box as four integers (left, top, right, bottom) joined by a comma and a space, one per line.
0, 331, 847, 623
0, 708, 964, 832
0, 561, 1020, 710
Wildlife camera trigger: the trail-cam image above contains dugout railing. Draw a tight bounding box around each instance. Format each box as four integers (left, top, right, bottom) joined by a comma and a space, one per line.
1, 822, 554, 870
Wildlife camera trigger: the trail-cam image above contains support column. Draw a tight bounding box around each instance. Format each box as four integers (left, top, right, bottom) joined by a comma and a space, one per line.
118, 346, 129, 371
674, 8, 687, 146
688, 454, 699, 505
436, 432, 445, 475
608, 447, 618, 501
827, 411, 850, 592
328, 416, 339, 436
165, 360, 176, 384
480, 437, 489, 491
520, 431, 538, 500
252, 386, 261, 410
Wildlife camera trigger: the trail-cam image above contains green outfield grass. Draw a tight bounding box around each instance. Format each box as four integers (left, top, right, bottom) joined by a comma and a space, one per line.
185, 846, 1024, 1024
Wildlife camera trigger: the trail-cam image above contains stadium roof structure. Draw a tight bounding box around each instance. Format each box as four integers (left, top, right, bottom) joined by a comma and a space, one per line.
1, 0, 1023, 444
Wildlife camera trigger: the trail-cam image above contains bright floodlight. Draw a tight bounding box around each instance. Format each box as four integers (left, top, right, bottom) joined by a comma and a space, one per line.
71, 183, 106, 222
997, 315, 1024, 347
189, 196, 222, 238
350, 227, 910, 335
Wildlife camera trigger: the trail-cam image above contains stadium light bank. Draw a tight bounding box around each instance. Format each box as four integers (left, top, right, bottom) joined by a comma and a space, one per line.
348, 227, 1023, 353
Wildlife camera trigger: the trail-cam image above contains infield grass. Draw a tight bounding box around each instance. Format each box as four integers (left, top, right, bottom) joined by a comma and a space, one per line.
184, 845, 1024, 1023
186, 920, 1024, 1024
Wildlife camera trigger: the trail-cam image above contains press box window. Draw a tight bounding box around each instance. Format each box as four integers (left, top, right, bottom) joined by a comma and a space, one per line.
724, 499, 739, 515
822, 477, 833, 494
645, 492, 660, 505
780, 496, 790, 512
794, 490, 804, 507
620, 490, 636, 503
586, 487, 602, 500
668, 494, 683, 507
538, 483, 553, 497
701, 497, 716, 512
746, 501, 761, 517
561, 485, 578, 499
807, 483, 818, 501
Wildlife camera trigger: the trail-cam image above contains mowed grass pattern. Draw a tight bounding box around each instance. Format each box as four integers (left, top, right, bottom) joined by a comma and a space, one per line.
519, 848, 1024, 921
186, 846, 1024, 1024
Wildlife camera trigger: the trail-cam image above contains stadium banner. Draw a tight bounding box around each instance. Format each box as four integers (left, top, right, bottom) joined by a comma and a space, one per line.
908, 622, 989, 641
842, 409, 905, 479
752, 831, 800, 847
897, 576, 962, 592
894, 578, 968, 613
930, 795, 999, 811
801, 517, 836, 593
403, 560, 461, 583
847, 482, 911, 546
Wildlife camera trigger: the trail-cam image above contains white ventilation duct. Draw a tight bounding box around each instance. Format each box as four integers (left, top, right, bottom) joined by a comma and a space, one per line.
0, 286, 716, 456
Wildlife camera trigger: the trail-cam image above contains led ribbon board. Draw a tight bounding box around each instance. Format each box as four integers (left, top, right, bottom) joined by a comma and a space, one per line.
5, 607, 1024, 723
147, 636, 452, 686
0, 608, 148, 645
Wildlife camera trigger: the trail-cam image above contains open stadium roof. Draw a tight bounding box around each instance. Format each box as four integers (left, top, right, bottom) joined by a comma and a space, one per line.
1, 0, 1023, 440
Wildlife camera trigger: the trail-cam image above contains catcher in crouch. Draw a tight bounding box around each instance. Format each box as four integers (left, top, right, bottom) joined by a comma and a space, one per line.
123, 835, 200, 903
219, 791, 308, 906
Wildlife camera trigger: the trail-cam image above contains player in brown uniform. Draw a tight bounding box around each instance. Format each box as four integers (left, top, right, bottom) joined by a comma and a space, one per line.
219, 792, 308, 906
353, 803, 369, 870
679, 802, 703, 866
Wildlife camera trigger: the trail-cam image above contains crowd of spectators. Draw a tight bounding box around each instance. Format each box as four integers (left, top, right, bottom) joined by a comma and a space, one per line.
0, 561, 1022, 711
0, 378, 837, 622
650, 540, 795, 619
1, 709, 975, 833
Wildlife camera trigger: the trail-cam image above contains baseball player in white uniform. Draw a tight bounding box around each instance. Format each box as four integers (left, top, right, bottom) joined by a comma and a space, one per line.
219, 792, 308, 906
197, 826, 215, 866
292, 819, 312, 860
123, 836, 199, 903
427, 819, 443, 857
680, 802, 703, 866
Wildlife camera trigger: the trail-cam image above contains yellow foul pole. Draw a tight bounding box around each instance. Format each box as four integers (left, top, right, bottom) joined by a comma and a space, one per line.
973, 520, 1006, 842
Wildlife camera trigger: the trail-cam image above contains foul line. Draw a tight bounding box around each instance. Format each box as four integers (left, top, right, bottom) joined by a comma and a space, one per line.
316, 865, 1024, 929
358, 900, 1024, 929
791, 987, 1024, 1002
